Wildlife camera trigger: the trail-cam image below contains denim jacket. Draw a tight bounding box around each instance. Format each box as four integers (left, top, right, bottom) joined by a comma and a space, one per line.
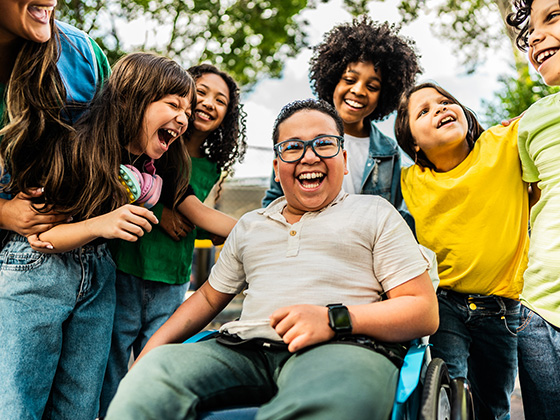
262, 121, 415, 231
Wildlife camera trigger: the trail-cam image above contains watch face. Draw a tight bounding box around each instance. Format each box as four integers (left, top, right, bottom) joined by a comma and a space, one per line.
329, 305, 352, 333
331, 307, 351, 328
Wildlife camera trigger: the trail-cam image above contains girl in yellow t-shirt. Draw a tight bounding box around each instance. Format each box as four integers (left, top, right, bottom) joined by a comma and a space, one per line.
394, 82, 529, 420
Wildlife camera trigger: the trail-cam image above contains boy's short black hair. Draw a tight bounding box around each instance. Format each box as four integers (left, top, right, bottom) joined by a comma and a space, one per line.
272, 99, 344, 145
309, 15, 421, 122
507, 0, 534, 51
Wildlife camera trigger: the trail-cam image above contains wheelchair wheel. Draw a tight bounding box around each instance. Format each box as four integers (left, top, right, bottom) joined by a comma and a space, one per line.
419, 358, 452, 420
450, 378, 474, 420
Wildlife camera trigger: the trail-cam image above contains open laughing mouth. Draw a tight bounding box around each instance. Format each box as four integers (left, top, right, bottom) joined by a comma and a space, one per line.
158, 128, 179, 149
28, 4, 55, 23
437, 116, 455, 128
535, 48, 558, 66
344, 99, 364, 109
195, 110, 213, 121
297, 172, 325, 189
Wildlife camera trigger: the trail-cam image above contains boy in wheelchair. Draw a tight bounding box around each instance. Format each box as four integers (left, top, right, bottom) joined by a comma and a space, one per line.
106, 99, 439, 420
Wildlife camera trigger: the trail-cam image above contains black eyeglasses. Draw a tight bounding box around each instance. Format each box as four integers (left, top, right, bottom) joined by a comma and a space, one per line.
274, 135, 344, 163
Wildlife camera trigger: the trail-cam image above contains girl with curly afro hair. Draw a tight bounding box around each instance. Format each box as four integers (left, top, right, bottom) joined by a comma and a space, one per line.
263, 16, 421, 229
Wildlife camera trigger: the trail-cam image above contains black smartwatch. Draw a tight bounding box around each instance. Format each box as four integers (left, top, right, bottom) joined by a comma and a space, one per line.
327, 303, 353, 338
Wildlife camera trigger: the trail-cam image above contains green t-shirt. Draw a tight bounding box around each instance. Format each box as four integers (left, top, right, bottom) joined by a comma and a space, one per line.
111, 157, 221, 284
518, 92, 560, 327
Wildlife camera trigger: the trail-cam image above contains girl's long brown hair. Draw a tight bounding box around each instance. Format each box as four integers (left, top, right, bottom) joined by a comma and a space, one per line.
0, 15, 71, 211
1, 48, 196, 220
69, 52, 196, 219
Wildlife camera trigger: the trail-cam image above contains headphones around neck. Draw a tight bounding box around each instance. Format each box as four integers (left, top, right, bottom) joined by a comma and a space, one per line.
118, 159, 163, 209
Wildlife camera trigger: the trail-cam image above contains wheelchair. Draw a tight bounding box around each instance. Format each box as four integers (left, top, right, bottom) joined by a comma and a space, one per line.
184, 330, 474, 420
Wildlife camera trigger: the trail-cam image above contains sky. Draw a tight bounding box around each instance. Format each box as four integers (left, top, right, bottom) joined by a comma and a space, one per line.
232, 0, 517, 179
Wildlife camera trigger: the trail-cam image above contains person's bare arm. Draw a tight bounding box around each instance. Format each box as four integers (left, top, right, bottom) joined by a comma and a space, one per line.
134, 281, 235, 364
529, 182, 541, 210
28, 204, 158, 253
271, 271, 438, 353
0, 190, 68, 236
177, 195, 237, 238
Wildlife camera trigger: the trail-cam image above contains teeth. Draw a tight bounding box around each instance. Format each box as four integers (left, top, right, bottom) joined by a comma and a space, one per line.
303, 182, 320, 188
536, 49, 558, 64
438, 116, 454, 127
35, 6, 54, 10
298, 172, 324, 180
196, 111, 212, 120
345, 99, 364, 109
165, 129, 178, 138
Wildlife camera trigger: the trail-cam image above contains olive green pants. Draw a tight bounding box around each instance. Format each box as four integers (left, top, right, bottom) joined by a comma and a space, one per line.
106, 339, 399, 420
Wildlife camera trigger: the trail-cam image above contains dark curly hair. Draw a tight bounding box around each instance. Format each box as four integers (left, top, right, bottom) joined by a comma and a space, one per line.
506, 0, 534, 51
187, 64, 247, 179
394, 82, 484, 170
309, 15, 421, 122
272, 99, 344, 145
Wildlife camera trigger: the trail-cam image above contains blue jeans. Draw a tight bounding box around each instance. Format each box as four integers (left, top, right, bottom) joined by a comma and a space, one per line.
99, 271, 189, 416
0, 234, 116, 420
429, 289, 520, 420
517, 306, 560, 420
106, 339, 399, 420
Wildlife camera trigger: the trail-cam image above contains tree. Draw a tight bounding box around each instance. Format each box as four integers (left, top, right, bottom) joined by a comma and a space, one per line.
393, 0, 555, 121
480, 65, 560, 126
396, 0, 523, 73
58, 0, 365, 88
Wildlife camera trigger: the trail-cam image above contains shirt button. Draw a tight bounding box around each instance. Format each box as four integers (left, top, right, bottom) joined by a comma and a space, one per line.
469, 303, 477, 310
289, 230, 297, 236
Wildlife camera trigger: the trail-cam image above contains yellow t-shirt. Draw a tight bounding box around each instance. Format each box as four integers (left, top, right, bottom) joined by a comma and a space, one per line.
401, 121, 529, 299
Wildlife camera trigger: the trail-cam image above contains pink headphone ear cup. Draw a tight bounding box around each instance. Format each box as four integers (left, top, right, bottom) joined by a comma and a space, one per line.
138, 172, 154, 200
120, 163, 162, 209
140, 174, 162, 209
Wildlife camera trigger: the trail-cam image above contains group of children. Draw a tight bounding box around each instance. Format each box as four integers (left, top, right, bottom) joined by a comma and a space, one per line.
0, 4, 245, 419
0, 1, 559, 419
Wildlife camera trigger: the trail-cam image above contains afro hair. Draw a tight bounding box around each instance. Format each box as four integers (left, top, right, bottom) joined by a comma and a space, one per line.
309, 15, 422, 122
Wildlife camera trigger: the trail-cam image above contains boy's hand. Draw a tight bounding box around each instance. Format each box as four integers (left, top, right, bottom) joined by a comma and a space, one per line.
1, 189, 67, 236
501, 113, 523, 126
270, 304, 335, 353
210, 234, 226, 246
159, 205, 194, 241
86, 204, 159, 242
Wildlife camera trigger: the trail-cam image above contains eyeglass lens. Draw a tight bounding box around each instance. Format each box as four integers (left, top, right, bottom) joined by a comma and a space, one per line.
277, 136, 341, 162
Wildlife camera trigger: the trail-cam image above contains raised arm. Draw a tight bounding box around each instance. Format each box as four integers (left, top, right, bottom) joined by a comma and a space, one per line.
28, 204, 158, 253
177, 195, 237, 238
134, 281, 235, 364
271, 270, 438, 353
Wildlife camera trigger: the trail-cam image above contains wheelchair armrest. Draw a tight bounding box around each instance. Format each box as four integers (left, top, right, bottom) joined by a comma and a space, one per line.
184, 330, 219, 344
394, 341, 429, 404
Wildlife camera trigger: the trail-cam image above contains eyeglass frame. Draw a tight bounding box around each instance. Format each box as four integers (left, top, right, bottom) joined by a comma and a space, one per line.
273, 135, 345, 163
